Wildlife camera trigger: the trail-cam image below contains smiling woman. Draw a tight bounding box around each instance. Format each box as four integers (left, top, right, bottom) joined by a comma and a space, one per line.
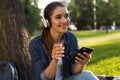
29, 1, 99, 80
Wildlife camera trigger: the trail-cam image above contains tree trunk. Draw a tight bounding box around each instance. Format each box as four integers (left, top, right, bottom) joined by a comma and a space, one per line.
0, 0, 31, 80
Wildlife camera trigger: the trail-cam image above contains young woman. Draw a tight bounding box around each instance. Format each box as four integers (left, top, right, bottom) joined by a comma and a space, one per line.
29, 1, 99, 80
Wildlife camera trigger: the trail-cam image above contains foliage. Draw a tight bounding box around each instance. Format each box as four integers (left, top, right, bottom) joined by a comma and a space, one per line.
20, 0, 42, 36
94, 0, 120, 28
110, 0, 120, 26
68, 0, 94, 30
68, 0, 120, 30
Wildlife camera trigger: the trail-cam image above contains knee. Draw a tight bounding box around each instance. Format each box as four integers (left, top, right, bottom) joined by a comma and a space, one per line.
77, 70, 99, 80
65, 70, 98, 80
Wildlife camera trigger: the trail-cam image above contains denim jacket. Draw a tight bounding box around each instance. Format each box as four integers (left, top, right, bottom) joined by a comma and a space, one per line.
29, 31, 79, 80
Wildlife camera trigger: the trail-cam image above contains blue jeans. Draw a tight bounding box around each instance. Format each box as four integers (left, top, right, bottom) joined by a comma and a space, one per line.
65, 70, 99, 80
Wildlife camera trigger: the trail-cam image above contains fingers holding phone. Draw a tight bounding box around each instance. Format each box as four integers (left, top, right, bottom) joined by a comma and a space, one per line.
75, 52, 91, 64
74, 47, 94, 64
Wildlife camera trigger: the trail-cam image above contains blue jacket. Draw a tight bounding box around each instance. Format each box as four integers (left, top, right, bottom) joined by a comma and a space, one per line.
29, 31, 79, 80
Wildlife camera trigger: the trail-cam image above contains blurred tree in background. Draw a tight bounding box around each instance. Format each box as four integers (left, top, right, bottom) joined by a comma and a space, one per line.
21, 0, 42, 36
68, 0, 120, 30
68, 0, 93, 30
112, 0, 120, 26
97, 0, 120, 28
0, 0, 31, 79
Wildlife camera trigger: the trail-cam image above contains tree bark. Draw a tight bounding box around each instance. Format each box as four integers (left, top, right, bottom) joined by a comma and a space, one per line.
0, 0, 31, 80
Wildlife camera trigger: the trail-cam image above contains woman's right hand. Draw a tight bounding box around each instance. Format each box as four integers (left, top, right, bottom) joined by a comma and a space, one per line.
52, 43, 64, 61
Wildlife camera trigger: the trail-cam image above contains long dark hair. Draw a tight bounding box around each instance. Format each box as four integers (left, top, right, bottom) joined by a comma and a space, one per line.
41, 1, 65, 53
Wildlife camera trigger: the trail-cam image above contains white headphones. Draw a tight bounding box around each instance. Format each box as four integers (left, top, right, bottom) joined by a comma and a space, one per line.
43, 17, 50, 28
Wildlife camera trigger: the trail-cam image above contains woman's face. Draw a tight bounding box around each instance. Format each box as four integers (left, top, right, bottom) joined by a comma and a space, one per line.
50, 7, 70, 33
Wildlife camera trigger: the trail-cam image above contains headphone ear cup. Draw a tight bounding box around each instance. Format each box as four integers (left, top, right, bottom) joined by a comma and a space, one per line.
43, 19, 49, 28
46, 19, 50, 27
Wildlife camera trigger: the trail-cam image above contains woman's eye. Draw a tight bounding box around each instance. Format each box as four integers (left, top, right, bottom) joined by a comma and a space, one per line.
56, 16, 61, 19
55, 14, 70, 19
65, 14, 70, 19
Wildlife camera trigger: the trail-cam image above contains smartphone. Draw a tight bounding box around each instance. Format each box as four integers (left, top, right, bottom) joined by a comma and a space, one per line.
78, 47, 94, 54
72, 47, 94, 60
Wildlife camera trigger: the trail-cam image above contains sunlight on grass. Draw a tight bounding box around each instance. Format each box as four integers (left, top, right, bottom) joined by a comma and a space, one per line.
73, 30, 120, 40
78, 38, 119, 47
86, 56, 120, 76
86, 38, 120, 76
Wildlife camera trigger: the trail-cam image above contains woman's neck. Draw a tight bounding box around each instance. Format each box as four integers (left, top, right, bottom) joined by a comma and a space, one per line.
50, 30, 63, 44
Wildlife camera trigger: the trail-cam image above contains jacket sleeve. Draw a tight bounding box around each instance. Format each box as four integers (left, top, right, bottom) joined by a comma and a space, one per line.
29, 40, 49, 80
69, 32, 79, 74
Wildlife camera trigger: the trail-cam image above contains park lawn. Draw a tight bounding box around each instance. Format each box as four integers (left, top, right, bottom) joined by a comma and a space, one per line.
85, 38, 120, 76
73, 30, 120, 76
72, 29, 120, 40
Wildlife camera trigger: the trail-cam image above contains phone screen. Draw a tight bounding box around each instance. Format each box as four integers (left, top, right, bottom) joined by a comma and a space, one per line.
78, 47, 94, 54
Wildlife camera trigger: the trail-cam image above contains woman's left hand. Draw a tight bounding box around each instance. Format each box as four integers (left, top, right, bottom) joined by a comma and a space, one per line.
75, 52, 92, 65
73, 52, 92, 74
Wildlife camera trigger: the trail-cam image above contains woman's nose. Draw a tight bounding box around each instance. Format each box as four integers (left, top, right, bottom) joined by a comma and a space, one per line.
61, 17, 68, 23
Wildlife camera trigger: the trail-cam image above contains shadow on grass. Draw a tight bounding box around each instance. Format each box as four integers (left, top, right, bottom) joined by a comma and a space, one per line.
89, 39, 120, 65
86, 38, 120, 75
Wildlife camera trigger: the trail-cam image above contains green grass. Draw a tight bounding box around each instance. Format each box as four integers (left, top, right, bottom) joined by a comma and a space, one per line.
72, 29, 120, 40
86, 39, 120, 76
73, 30, 120, 76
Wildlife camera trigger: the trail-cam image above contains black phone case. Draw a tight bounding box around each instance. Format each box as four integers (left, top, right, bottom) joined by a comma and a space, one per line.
72, 47, 94, 60
78, 47, 94, 54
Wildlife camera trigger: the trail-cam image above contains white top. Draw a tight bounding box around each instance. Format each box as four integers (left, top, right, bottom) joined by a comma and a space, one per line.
55, 58, 63, 80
